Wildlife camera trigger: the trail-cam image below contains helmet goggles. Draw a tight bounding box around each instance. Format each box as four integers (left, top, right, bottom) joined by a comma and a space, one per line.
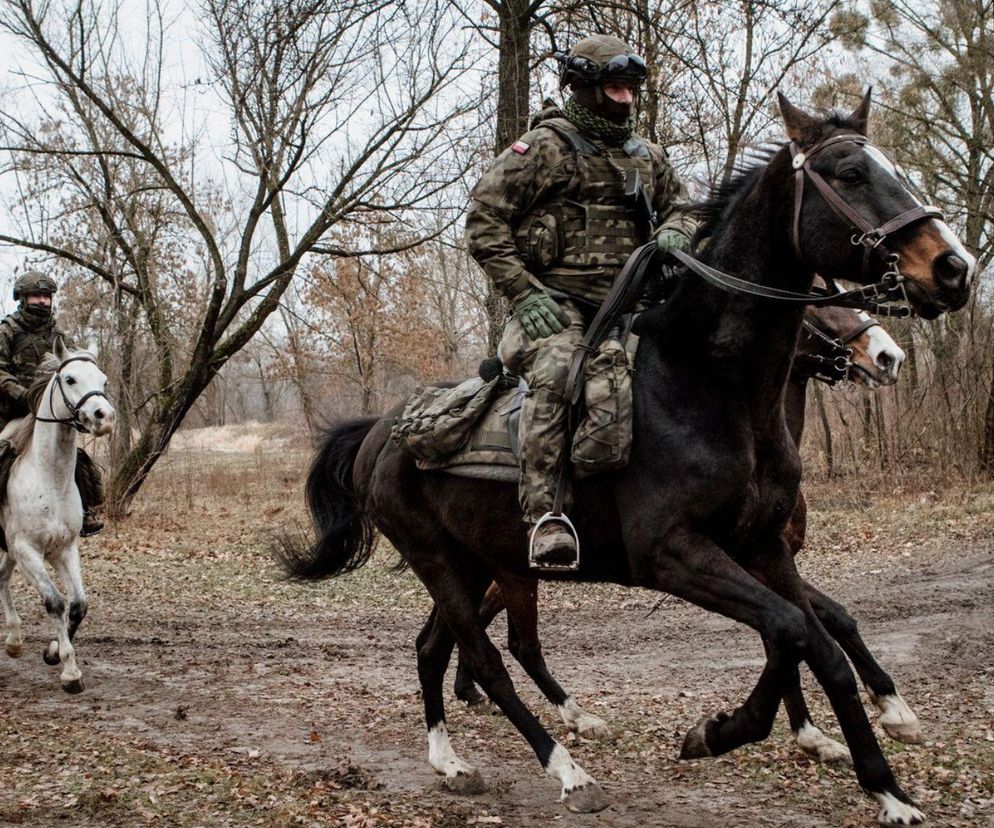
556, 51, 647, 88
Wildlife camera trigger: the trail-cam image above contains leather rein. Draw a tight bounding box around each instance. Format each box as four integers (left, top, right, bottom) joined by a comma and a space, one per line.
34, 355, 108, 433
671, 133, 944, 319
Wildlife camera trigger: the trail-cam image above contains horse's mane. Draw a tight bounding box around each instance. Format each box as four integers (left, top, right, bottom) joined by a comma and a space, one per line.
7, 349, 94, 455
691, 110, 867, 250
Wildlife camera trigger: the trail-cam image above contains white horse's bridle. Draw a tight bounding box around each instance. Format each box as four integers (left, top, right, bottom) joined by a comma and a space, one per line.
34, 356, 109, 434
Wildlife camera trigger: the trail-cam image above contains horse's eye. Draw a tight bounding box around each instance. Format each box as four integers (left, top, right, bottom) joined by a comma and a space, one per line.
65, 377, 76, 386
837, 168, 863, 185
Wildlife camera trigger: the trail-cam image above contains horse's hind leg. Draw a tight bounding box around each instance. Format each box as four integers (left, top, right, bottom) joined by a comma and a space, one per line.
0, 551, 23, 657
805, 581, 922, 744
418, 605, 487, 793
15, 542, 83, 693
498, 574, 610, 738
452, 581, 502, 708
407, 545, 607, 812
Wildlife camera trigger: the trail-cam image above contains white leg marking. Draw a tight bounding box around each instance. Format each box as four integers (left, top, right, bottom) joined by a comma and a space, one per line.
427, 723, 485, 793
795, 721, 852, 765
873, 791, 925, 825
872, 692, 923, 744
558, 697, 611, 738
546, 743, 607, 812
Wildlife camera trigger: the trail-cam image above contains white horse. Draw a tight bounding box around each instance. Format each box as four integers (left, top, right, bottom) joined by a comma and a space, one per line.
0, 342, 115, 692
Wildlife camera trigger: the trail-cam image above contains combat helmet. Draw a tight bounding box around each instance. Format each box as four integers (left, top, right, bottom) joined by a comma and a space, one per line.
556, 35, 647, 90
13, 270, 57, 301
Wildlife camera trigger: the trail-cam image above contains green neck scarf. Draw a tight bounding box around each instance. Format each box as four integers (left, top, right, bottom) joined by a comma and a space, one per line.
564, 97, 634, 146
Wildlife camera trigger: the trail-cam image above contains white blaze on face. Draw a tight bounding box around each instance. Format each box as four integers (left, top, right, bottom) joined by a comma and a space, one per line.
858, 311, 905, 382
864, 144, 978, 282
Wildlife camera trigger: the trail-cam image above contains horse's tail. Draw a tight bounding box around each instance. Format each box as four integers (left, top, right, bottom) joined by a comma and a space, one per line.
276, 417, 379, 581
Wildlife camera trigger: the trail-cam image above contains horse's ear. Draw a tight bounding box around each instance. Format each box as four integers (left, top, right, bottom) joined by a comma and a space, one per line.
53, 337, 67, 361
778, 92, 817, 144
848, 88, 872, 135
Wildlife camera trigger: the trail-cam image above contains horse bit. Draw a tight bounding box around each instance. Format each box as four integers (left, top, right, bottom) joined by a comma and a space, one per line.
670, 132, 943, 316
34, 355, 108, 433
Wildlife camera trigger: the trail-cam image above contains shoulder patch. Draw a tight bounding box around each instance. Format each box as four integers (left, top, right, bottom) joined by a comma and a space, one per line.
511, 140, 530, 155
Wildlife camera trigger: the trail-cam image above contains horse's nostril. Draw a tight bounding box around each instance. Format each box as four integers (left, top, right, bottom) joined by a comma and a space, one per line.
877, 352, 893, 370
94, 409, 105, 420
934, 252, 969, 289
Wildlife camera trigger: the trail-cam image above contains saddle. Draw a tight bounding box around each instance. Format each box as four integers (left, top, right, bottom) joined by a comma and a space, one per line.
393, 331, 637, 483
391, 243, 658, 483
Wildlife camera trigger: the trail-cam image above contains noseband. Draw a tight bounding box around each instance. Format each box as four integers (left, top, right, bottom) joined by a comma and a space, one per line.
670, 133, 944, 318
34, 355, 109, 433
794, 317, 879, 386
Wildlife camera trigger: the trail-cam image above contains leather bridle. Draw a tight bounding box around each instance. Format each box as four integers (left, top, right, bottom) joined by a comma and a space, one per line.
793, 316, 880, 386
34, 355, 109, 433
670, 132, 944, 318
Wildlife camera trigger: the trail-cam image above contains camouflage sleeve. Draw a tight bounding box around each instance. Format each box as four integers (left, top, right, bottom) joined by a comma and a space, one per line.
0, 325, 26, 402
650, 145, 698, 240
465, 130, 572, 299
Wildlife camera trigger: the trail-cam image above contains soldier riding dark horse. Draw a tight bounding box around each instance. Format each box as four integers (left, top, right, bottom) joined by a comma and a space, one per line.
281, 92, 973, 826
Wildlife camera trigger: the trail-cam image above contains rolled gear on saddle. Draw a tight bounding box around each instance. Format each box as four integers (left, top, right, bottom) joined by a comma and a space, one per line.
465, 33, 696, 569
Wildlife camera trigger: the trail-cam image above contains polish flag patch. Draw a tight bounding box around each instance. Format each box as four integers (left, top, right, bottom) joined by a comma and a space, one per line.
511, 141, 530, 154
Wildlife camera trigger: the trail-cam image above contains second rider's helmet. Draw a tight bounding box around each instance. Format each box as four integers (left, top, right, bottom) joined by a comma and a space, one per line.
13, 271, 58, 302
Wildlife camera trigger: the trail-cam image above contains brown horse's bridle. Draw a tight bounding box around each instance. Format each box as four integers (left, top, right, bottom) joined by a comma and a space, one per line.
794, 316, 880, 385
670, 133, 944, 317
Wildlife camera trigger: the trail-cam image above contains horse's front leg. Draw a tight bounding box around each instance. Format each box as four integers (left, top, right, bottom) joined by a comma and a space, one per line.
52, 543, 88, 645
637, 527, 923, 826
0, 551, 24, 657
804, 581, 922, 744
15, 540, 83, 693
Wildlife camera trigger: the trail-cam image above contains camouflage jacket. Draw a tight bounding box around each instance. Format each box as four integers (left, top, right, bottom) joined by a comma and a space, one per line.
466, 106, 696, 307
0, 310, 73, 409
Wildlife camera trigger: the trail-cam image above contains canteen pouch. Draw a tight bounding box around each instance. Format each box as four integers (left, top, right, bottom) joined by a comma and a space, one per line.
571, 336, 633, 477
391, 375, 502, 463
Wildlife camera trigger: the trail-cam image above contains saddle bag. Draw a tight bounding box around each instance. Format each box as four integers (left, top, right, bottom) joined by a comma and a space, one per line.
390, 375, 503, 464
570, 335, 634, 477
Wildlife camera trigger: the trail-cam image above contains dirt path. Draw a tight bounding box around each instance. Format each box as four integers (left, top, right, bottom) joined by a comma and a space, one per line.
1, 454, 992, 826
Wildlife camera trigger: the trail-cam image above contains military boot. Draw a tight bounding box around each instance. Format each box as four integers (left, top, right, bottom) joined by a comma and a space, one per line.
81, 508, 104, 537
529, 517, 579, 571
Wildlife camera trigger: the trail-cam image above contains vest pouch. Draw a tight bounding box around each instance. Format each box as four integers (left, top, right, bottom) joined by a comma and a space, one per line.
583, 204, 640, 269
571, 336, 633, 477
515, 212, 561, 270
391, 375, 502, 464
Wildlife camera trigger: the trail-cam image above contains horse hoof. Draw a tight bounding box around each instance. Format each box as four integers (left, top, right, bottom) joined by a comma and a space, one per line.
444, 768, 487, 795
875, 792, 925, 825
880, 717, 923, 745
562, 782, 609, 813
61, 677, 84, 694
796, 724, 853, 766
572, 714, 612, 740
43, 644, 60, 665
680, 712, 725, 759
5, 643, 22, 658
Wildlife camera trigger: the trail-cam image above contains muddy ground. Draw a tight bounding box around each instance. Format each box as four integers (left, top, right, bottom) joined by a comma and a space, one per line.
1, 449, 992, 827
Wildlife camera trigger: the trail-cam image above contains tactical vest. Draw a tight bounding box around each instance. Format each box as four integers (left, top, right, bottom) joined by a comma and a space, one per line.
514, 117, 656, 304
0, 315, 60, 385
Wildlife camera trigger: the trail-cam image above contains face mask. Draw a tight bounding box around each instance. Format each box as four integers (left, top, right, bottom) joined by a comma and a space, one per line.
21, 303, 53, 322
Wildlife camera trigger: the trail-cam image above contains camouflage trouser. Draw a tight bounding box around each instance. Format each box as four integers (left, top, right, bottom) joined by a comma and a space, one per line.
498, 299, 586, 523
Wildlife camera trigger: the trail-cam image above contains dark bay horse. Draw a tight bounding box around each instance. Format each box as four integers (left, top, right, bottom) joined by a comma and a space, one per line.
281, 94, 974, 825
452, 303, 915, 765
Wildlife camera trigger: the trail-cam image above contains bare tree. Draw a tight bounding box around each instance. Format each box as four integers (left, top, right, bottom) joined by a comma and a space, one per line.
0, 0, 477, 511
